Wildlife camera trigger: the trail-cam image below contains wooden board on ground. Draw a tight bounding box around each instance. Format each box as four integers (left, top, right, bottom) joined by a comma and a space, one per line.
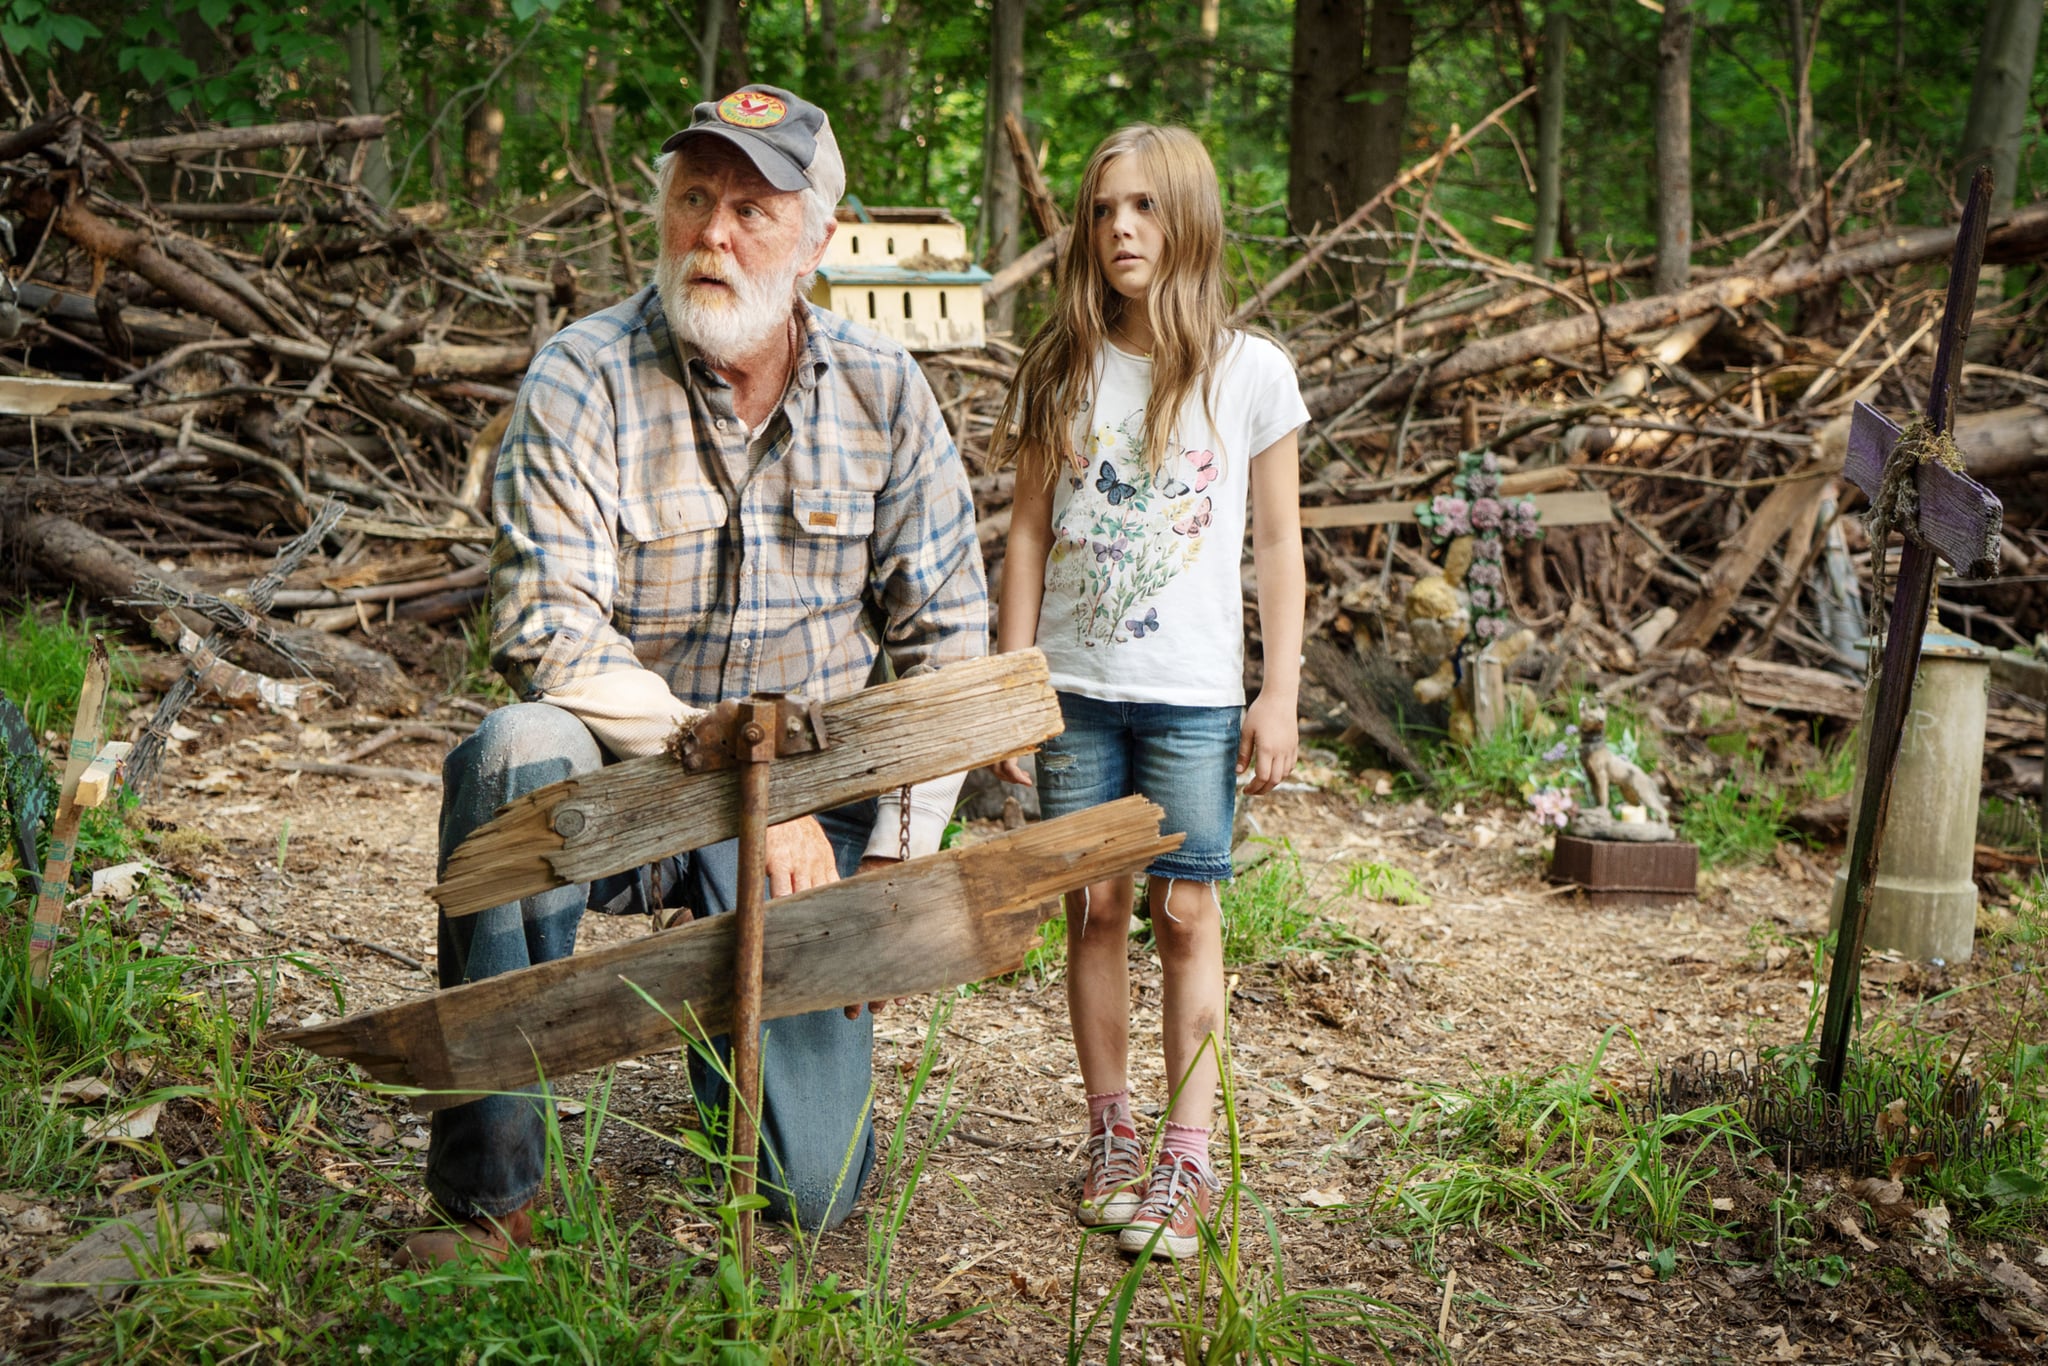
433, 650, 1064, 920
1298, 489, 1612, 531
281, 796, 1179, 1105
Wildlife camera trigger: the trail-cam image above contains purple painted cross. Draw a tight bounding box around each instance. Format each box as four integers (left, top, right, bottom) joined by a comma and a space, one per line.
1818, 166, 2005, 1095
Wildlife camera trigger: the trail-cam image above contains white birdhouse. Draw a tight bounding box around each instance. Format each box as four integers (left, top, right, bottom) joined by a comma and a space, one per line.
809, 205, 992, 352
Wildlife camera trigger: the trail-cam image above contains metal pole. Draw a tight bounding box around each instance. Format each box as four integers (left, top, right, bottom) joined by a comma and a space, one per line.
729, 697, 778, 1274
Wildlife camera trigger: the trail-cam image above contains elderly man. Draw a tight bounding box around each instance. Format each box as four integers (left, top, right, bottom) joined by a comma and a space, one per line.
400, 85, 986, 1268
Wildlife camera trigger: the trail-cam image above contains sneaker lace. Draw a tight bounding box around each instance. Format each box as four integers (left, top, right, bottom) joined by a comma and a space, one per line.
1093, 1127, 1145, 1190
1138, 1153, 1214, 1218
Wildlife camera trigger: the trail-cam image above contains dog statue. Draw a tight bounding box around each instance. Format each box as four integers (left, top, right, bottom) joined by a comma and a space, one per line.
1578, 704, 1669, 822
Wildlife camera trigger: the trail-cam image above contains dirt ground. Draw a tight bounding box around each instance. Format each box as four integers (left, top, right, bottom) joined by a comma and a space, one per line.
11, 701, 2048, 1364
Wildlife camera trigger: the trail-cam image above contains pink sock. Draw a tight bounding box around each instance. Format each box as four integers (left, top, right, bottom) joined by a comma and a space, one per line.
1087, 1090, 1133, 1136
1162, 1120, 1211, 1167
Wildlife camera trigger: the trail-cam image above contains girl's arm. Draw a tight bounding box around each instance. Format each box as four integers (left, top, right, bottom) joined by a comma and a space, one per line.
1242, 430, 1305, 795
994, 462, 1057, 784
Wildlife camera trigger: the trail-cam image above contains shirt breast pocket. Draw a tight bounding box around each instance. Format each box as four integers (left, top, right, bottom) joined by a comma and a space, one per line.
788, 487, 876, 605
616, 485, 728, 629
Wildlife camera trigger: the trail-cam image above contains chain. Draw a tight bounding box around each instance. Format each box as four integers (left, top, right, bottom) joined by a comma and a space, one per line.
898, 784, 912, 862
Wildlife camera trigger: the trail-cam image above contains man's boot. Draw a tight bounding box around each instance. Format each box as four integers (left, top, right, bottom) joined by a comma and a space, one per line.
395, 1202, 535, 1270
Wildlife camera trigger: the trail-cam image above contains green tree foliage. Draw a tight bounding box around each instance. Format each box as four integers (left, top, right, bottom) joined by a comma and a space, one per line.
19, 0, 2044, 283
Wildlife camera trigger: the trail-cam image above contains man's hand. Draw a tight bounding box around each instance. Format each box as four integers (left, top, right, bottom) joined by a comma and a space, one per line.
993, 755, 1034, 786
1238, 690, 1300, 796
845, 854, 903, 1018
766, 816, 839, 898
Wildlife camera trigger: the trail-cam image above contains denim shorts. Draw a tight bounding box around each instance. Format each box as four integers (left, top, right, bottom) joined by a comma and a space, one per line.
1035, 691, 1241, 883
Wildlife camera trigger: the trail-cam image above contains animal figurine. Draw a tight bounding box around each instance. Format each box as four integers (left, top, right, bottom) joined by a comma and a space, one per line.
1578, 704, 1668, 821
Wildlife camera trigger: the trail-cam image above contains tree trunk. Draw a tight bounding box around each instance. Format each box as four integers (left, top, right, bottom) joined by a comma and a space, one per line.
1358, 0, 1416, 202
1785, 0, 1818, 205
1652, 0, 1694, 296
1197, 0, 1221, 113
585, 0, 622, 150
1532, 12, 1568, 271
1785, 0, 1834, 334
1286, 0, 1370, 233
463, 101, 504, 204
981, 0, 1026, 335
1960, 0, 2044, 214
714, 0, 749, 94
344, 13, 393, 205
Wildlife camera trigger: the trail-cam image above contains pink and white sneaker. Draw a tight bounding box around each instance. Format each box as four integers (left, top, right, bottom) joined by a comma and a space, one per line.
1116, 1151, 1220, 1259
1077, 1104, 1147, 1227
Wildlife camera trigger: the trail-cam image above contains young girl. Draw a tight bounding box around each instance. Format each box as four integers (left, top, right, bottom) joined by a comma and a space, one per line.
993, 124, 1307, 1259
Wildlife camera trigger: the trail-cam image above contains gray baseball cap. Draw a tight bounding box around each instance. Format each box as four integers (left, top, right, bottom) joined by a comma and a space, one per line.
661, 85, 832, 195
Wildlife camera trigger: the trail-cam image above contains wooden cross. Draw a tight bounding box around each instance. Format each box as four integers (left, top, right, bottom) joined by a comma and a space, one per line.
1818, 166, 2004, 1096
279, 651, 1179, 1264
25, 639, 135, 991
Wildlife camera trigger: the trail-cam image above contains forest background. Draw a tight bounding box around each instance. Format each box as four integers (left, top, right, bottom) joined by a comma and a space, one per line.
12, 0, 2045, 330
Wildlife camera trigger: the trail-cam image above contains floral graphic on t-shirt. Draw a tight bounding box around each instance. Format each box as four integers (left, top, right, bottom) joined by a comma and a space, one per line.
1047, 406, 1215, 648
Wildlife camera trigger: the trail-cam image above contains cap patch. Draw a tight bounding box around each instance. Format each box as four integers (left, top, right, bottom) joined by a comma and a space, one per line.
718, 91, 788, 128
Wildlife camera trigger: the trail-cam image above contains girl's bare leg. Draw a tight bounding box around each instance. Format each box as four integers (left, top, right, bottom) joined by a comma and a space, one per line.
1149, 875, 1224, 1130
1066, 878, 1136, 1096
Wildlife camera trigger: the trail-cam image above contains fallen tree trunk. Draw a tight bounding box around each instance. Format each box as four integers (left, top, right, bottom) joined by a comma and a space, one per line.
18, 515, 418, 713
983, 229, 1064, 304
281, 795, 1179, 1103
105, 114, 391, 162
1305, 201, 2048, 417
51, 200, 267, 337
395, 342, 533, 379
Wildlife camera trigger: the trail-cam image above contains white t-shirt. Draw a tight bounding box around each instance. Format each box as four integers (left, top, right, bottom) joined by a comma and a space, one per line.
1035, 333, 1309, 707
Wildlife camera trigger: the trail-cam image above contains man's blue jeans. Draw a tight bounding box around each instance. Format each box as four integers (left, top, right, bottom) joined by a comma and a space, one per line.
426, 701, 879, 1232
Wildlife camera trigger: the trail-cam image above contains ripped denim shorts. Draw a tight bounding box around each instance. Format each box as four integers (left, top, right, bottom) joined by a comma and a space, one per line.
1033, 690, 1241, 883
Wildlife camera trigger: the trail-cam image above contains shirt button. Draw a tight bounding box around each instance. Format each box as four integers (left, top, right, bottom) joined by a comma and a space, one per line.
716, 418, 728, 431
739, 639, 752, 652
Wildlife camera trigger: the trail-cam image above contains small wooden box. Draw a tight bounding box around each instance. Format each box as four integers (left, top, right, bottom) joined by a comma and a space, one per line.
1549, 836, 1699, 907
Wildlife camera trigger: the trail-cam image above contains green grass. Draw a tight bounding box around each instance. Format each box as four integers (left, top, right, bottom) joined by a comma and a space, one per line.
1678, 727, 1860, 868
0, 598, 133, 740
1, 882, 985, 1363
1220, 840, 1375, 966
455, 602, 514, 705
1680, 778, 1791, 866
1068, 1032, 1433, 1364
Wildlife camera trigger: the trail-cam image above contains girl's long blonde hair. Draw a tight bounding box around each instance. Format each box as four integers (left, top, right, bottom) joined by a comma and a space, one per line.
993, 124, 1234, 483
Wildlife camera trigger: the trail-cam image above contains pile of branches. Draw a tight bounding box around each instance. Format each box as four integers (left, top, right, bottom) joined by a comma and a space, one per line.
928, 120, 2048, 799
6, 88, 2048, 796
0, 95, 627, 713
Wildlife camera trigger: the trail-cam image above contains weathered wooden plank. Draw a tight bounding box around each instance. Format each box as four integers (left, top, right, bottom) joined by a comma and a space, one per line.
1844, 402, 2005, 579
281, 796, 1178, 1104
1297, 489, 1612, 531
432, 651, 1064, 919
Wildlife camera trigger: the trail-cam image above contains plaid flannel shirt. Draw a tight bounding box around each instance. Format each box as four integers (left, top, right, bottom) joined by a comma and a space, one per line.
491, 286, 987, 733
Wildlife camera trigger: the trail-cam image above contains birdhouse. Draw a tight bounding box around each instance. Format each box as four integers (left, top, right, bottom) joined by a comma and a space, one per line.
809, 205, 992, 352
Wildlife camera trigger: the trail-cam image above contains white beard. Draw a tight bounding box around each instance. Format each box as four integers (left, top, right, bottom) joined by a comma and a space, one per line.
656, 249, 800, 365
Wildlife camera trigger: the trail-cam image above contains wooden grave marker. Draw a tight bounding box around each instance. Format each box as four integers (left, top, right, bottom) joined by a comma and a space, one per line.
432, 650, 1065, 920
1818, 166, 2005, 1096
26, 639, 118, 989
278, 795, 1178, 1102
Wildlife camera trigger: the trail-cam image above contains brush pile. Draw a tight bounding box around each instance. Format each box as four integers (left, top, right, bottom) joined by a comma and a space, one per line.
7, 94, 2048, 818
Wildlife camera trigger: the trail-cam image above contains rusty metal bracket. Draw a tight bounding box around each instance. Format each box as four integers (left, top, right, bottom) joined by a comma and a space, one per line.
674, 693, 828, 772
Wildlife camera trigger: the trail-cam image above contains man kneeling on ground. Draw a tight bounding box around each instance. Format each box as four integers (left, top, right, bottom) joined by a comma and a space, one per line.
400, 84, 986, 1268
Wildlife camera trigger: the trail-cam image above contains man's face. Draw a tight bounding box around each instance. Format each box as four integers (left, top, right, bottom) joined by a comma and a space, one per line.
656, 141, 832, 363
